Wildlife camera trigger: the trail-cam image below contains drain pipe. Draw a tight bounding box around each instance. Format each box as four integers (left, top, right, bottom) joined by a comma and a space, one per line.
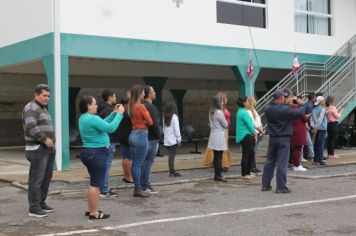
53, 0, 62, 170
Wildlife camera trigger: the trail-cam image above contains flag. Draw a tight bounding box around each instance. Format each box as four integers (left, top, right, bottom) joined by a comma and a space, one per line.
247, 53, 254, 79
292, 53, 300, 79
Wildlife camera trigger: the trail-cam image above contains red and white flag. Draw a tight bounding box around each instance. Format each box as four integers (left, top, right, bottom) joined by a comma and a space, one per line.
247, 52, 254, 79
292, 53, 300, 79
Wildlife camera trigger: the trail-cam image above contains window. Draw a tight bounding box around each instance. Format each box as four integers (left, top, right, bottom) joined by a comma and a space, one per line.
217, 0, 267, 28
294, 0, 332, 36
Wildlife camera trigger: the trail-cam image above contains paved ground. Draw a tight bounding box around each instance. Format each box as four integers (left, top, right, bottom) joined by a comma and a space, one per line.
1, 174, 356, 236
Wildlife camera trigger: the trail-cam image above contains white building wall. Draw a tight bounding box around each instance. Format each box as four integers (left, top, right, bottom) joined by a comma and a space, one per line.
0, 0, 53, 47
59, 0, 356, 55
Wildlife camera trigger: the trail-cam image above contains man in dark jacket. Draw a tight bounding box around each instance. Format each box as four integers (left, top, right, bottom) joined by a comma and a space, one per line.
97, 89, 118, 197
142, 86, 163, 194
261, 89, 306, 194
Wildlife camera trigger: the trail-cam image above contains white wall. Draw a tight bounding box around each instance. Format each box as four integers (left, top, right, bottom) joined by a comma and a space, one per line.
60, 0, 356, 55
0, 0, 53, 47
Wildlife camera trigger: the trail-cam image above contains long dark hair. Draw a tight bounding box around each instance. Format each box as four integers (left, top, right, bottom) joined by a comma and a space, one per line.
79, 95, 94, 114
236, 96, 247, 113
164, 102, 178, 127
128, 84, 144, 118
210, 96, 222, 117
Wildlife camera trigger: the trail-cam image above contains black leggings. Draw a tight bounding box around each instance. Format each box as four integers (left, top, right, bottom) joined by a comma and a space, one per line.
240, 135, 255, 176
327, 122, 338, 156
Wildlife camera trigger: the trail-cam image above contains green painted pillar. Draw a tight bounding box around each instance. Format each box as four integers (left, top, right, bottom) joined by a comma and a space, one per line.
143, 76, 167, 115
42, 55, 70, 170
69, 87, 81, 128
170, 89, 186, 125
232, 65, 260, 97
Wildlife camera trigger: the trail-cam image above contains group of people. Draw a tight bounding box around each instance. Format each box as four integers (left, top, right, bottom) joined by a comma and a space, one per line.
22, 84, 182, 219
207, 89, 344, 194
22, 83, 345, 219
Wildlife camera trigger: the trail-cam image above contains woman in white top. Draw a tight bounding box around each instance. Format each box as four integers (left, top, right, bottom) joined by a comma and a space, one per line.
245, 96, 264, 173
163, 102, 182, 177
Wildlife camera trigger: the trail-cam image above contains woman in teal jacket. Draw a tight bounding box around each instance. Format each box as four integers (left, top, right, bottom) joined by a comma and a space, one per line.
79, 95, 124, 220
236, 96, 256, 180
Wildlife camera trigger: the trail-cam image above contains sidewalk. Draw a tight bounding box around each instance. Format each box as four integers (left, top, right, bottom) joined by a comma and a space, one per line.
0, 143, 356, 185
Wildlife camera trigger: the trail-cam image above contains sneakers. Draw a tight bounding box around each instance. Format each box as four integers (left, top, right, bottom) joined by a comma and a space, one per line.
214, 175, 227, 182
133, 188, 151, 198
29, 210, 48, 218
143, 186, 159, 194
100, 190, 117, 197
275, 187, 292, 194
300, 157, 308, 162
261, 186, 272, 192
293, 165, 307, 172
41, 204, 55, 213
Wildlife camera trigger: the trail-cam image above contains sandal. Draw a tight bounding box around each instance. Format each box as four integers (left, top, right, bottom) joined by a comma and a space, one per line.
122, 178, 133, 183
89, 211, 110, 220
85, 210, 102, 216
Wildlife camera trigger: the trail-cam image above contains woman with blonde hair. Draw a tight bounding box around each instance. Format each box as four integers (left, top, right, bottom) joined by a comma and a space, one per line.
245, 96, 264, 173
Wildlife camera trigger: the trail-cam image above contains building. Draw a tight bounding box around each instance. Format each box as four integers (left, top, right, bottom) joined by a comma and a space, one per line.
0, 0, 355, 170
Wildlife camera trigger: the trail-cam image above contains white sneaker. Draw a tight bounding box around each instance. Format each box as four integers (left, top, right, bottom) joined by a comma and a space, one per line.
293, 165, 307, 172
300, 157, 308, 162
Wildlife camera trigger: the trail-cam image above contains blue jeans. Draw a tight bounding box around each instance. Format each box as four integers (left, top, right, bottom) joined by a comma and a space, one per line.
251, 134, 263, 170
129, 130, 148, 189
80, 147, 109, 187
306, 131, 315, 158
141, 140, 159, 188
101, 144, 116, 193
314, 130, 327, 164
26, 146, 55, 212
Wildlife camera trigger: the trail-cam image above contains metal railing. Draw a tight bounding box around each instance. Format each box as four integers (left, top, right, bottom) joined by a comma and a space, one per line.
256, 34, 356, 125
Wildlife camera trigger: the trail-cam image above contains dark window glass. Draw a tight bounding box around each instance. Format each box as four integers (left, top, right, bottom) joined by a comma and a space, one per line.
253, 0, 265, 4
217, 2, 266, 28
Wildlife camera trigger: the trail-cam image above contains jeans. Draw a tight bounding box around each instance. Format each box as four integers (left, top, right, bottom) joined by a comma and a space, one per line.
129, 130, 148, 189
141, 140, 159, 188
167, 144, 177, 173
240, 135, 255, 176
262, 136, 290, 190
101, 144, 116, 193
26, 146, 55, 212
80, 147, 109, 187
314, 130, 327, 164
327, 122, 338, 156
305, 131, 315, 158
213, 150, 223, 177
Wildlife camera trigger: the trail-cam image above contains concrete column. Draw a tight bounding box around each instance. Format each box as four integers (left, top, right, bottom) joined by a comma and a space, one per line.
170, 89, 187, 125
232, 65, 260, 97
42, 55, 70, 170
143, 76, 167, 115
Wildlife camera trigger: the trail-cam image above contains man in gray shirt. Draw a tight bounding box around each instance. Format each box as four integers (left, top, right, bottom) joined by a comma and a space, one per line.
22, 84, 56, 217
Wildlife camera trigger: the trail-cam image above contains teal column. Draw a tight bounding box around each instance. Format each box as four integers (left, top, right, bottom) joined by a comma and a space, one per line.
232, 65, 260, 97
42, 55, 70, 170
143, 77, 167, 115
170, 89, 187, 125
69, 87, 81, 128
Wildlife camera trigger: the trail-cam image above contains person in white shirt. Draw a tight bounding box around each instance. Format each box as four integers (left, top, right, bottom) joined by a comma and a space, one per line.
163, 102, 182, 177
245, 96, 264, 173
